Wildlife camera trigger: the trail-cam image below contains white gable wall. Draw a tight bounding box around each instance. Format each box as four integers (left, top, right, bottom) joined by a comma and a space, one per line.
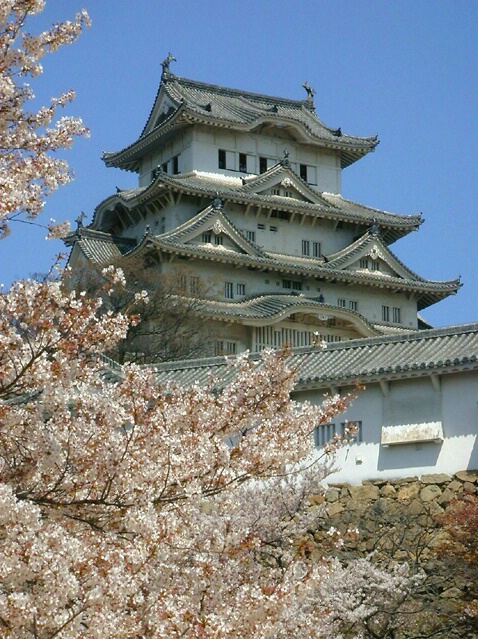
299, 370, 478, 484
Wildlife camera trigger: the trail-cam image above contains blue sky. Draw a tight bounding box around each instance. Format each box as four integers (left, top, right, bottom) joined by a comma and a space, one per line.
2, 0, 477, 328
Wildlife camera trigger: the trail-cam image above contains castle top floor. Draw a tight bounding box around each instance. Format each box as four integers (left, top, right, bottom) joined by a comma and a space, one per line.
103, 56, 379, 195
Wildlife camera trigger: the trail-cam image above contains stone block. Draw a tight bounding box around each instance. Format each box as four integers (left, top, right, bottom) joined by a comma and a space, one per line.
408, 499, 425, 515
463, 481, 476, 494
380, 484, 397, 497
455, 470, 478, 483
396, 476, 419, 485
438, 488, 456, 506
420, 484, 442, 502
325, 488, 340, 503
440, 587, 462, 599
420, 473, 451, 485
447, 480, 463, 492
326, 502, 344, 517
348, 484, 380, 502
397, 482, 421, 501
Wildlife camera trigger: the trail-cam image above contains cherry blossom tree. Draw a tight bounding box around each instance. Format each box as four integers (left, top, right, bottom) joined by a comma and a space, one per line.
0, 277, 414, 638
0, 3, 415, 638
0, 0, 90, 239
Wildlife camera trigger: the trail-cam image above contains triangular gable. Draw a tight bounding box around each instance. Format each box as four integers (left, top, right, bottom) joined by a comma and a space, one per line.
240, 164, 329, 205
158, 205, 267, 258
141, 83, 181, 138
326, 232, 425, 282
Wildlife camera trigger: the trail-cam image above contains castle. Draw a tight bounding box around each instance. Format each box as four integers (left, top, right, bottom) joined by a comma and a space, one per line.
66, 56, 478, 483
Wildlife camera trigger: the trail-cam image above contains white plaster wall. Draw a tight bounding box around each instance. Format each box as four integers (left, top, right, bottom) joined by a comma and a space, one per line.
299, 370, 478, 484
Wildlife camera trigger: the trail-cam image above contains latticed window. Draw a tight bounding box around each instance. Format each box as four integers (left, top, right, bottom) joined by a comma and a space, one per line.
382, 305, 390, 322
314, 423, 336, 447
225, 282, 234, 299
189, 276, 199, 295
215, 341, 237, 356
236, 283, 245, 296
302, 240, 310, 256
393, 307, 401, 323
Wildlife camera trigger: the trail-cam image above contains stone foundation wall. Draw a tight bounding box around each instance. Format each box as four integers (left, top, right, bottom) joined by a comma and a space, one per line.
309, 470, 478, 636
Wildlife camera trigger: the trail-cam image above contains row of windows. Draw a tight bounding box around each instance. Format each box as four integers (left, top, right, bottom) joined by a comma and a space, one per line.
152, 155, 180, 179
225, 282, 246, 299
282, 279, 303, 291
302, 240, 322, 257
218, 149, 255, 173
360, 258, 380, 271
179, 275, 199, 296
254, 326, 344, 351
202, 232, 224, 246
217, 149, 318, 185
382, 305, 401, 323
257, 223, 278, 232
314, 421, 363, 447
214, 340, 237, 356
337, 298, 358, 312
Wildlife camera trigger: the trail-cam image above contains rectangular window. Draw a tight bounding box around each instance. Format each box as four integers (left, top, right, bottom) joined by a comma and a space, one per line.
246, 230, 255, 242
313, 241, 321, 257
282, 279, 292, 289
179, 275, 187, 292
270, 225, 278, 232
393, 307, 401, 323
160, 216, 166, 234
314, 423, 336, 447
257, 223, 265, 230
349, 300, 358, 311
236, 283, 245, 296
342, 421, 363, 443
239, 153, 247, 172
306, 165, 317, 185
360, 258, 368, 269
225, 282, 234, 299
371, 260, 380, 271
218, 149, 226, 169
214, 235, 223, 246
271, 188, 281, 195
259, 156, 268, 174
190, 276, 199, 295
300, 164, 307, 181
292, 281, 303, 291
161, 162, 168, 173
172, 156, 179, 174
302, 240, 310, 256
337, 298, 346, 308
382, 305, 390, 322
202, 232, 211, 243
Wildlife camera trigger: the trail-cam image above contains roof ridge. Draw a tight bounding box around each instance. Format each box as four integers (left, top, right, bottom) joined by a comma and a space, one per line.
166, 75, 311, 108
292, 322, 478, 353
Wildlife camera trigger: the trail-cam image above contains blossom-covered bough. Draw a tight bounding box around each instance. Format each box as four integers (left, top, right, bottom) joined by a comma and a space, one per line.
0, 3, 415, 638
0, 0, 90, 239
